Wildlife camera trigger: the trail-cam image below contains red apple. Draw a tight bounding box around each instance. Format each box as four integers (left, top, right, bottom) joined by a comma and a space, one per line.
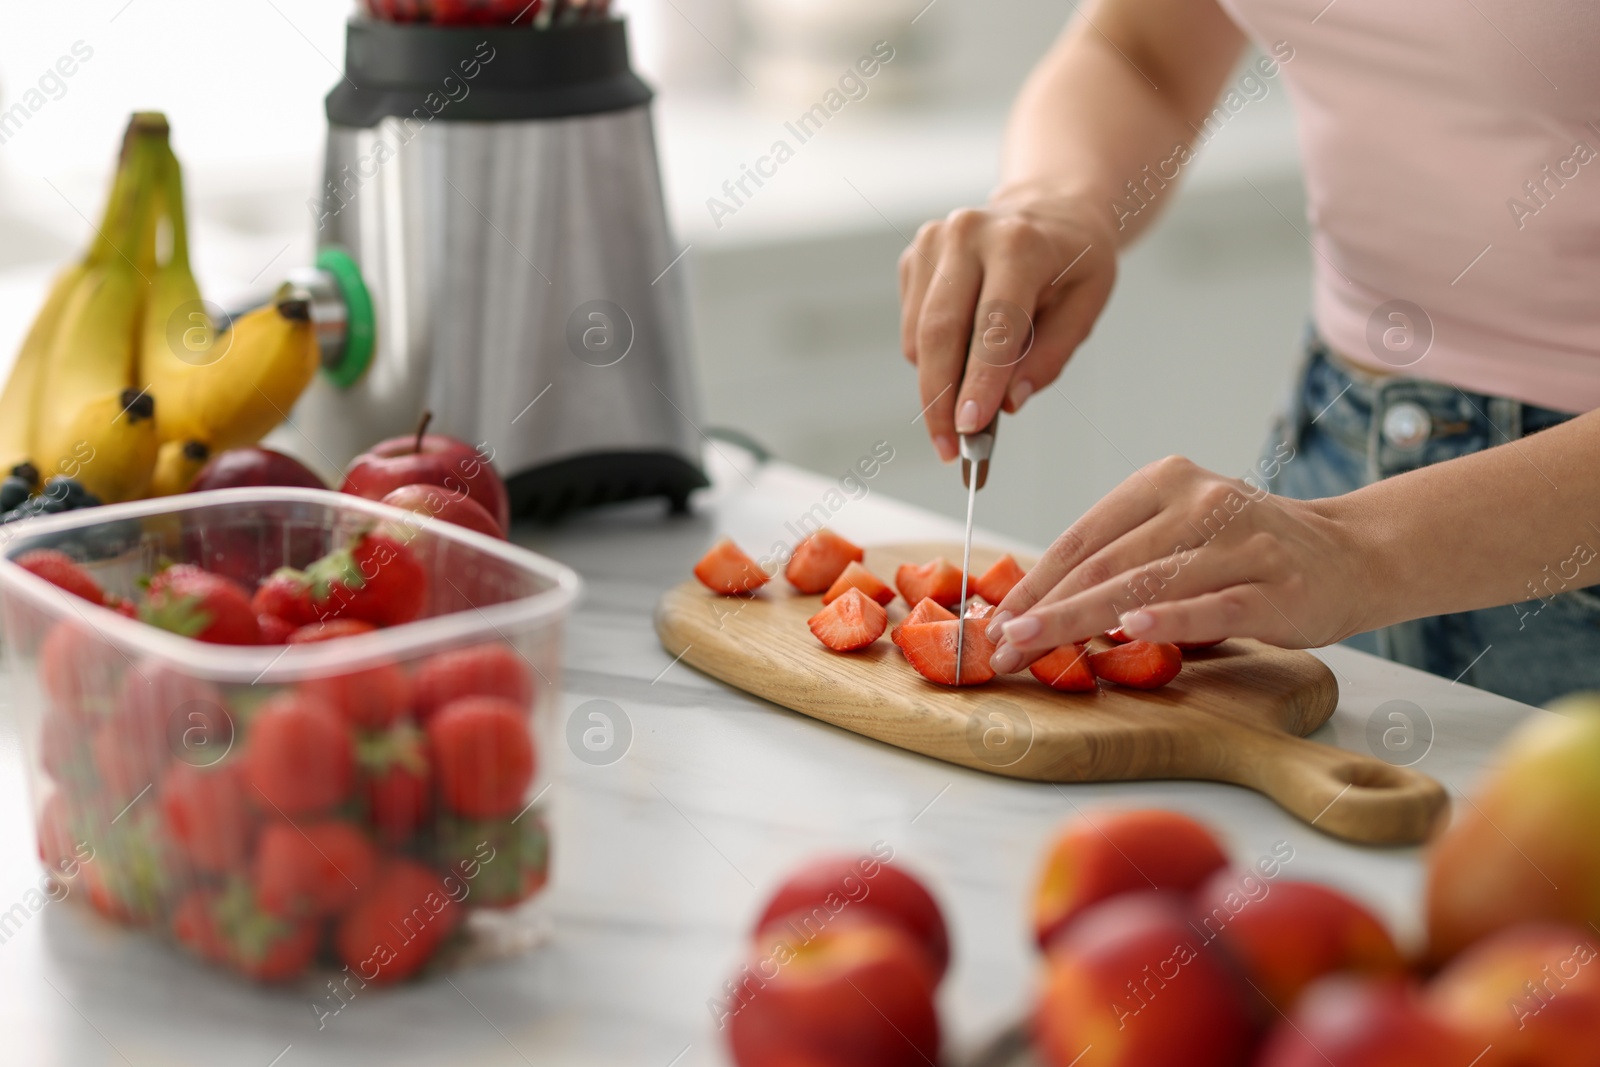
725, 914, 940, 1067
1034, 891, 1256, 1067
341, 413, 508, 534
190, 447, 327, 492
1193, 873, 1405, 1015
381, 484, 504, 540
753, 853, 949, 981
1257, 976, 1473, 1067
1033, 809, 1229, 950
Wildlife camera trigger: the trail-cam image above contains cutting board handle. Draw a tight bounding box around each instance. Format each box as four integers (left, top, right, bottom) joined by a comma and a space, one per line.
1230, 731, 1449, 846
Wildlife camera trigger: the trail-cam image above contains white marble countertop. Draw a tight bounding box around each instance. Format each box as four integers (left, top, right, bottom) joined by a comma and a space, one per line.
0, 447, 1543, 1067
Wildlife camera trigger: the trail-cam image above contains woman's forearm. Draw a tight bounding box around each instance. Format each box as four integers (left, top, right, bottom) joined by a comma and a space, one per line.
997, 0, 1246, 245
1330, 408, 1600, 631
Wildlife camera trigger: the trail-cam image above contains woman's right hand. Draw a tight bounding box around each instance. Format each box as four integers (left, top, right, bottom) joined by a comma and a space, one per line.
898, 192, 1118, 461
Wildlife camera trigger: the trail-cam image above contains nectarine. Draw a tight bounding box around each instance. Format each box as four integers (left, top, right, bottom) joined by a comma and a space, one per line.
1256, 976, 1473, 1067
1426, 698, 1600, 963
754, 850, 950, 981
1034, 892, 1255, 1067
1426, 923, 1600, 1067
724, 917, 940, 1067
1193, 873, 1404, 1015
1032, 809, 1228, 949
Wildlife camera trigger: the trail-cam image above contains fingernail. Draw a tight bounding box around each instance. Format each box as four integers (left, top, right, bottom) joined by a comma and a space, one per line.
985, 609, 1013, 642
1002, 615, 1042, 644
1120, 610, 1156, 638
934, 434, 958, 463
956, 399, 981, 434
990, 644, 1022, 674
1008, 379, 1033, 408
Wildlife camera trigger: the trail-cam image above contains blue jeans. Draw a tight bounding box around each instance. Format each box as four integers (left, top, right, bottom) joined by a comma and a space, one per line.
1261, 332, 1600, 708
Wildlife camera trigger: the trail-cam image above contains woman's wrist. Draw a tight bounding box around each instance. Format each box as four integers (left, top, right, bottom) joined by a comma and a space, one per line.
1306, 488, 1411, 640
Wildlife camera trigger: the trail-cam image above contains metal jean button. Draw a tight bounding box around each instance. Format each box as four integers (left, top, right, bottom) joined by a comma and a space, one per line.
1381, 402, 1432, 450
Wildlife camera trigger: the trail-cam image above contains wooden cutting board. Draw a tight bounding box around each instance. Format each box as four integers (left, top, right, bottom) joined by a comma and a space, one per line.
655, 542, 1447, 845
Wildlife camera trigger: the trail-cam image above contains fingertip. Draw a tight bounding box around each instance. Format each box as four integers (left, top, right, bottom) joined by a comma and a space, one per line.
989, 643, 1023, 674
984, 609, 1013, 642
1118, 609, 1157, 639
1007, 378, 1034, 410
956, 399, 982, 434
933, 434, 958, 463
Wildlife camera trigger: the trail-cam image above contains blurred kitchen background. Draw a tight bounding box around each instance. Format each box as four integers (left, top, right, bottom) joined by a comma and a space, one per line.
0, 0, 1310, 547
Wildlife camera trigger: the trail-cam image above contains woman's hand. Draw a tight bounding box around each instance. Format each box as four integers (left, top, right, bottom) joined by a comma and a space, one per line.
985, 455, 1375, 673
899, 194, 1117, 462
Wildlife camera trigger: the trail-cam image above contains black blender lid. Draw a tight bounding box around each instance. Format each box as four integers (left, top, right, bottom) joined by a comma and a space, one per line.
327, 17, 651, 127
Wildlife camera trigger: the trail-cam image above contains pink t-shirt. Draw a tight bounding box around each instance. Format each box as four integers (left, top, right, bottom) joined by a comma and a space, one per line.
1219, 0, 1600, 413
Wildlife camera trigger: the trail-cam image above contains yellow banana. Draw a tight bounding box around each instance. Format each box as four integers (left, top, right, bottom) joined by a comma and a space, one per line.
30, 116, 167, 484
0, 261, 89, 475
137, 139, 214, 437
156, 297, 319, 455
46, 388, 159, 503
149, 439, 211, 497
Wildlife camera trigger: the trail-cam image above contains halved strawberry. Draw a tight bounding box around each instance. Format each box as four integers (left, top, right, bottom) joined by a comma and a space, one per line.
785, 530, 864, 594
807, 587, 887, 652
895, 558, 971, 609
892, 597, 957, 650
15, 549, 105, 606
972, 554, 1026, 605
822, 561, 895, 606
1088, 640, 1182, 689
693, 538, 769, 596
898, 619, 997, 686
1030, 643, 1096, 691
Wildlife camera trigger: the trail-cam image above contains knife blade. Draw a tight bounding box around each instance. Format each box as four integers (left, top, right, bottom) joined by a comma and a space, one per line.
955, 415, 998, 683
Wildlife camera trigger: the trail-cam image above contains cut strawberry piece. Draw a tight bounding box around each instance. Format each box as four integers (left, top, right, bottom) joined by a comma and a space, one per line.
694, 538, 770, 596
892, 597, 958, 650
807, 587, 887, 652
972, 554, 1026, 605
1030, 643, 1097, 691
898, 619, 997, 686
894, 558, 971, 609
15, 549, 105, 606
964, 599, 996, 621
1088, 640, 1183, 689
785, 530, 864, 594
822, 561, 895, 606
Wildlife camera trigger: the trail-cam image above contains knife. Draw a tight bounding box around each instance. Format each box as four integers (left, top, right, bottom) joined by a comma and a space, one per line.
955, 414, 998, 683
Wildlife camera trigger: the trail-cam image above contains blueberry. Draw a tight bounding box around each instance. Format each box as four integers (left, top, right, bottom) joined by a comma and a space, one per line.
0, 477, 29, 511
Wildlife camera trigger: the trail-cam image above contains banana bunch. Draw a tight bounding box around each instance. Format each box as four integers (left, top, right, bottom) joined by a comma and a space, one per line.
0, 112, 324, 505
6, 114, 167, 502
134, 132, 320, 496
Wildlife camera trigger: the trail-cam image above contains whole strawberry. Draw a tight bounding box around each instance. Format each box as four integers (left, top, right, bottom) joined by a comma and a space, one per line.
140, 565, 262, 645
250, 531, 427, 629
254, 820, 377, 919
334, 858, 460, 985
357, 722, 433, 845
15, 549, 105, 605
426, 696, 536, 819
412, 642, 534, 724
245, 692, 355, 819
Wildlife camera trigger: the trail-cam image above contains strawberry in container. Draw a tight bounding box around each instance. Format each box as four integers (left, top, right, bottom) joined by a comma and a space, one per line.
0, 487, 579, 985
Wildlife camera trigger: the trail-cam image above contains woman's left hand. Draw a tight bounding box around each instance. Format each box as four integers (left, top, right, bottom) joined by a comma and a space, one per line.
986, 454, 1374, 674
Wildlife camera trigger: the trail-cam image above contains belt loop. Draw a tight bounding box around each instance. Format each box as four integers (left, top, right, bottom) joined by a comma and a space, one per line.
1366, 378, 1387, 484
1495, 395, 1524, 444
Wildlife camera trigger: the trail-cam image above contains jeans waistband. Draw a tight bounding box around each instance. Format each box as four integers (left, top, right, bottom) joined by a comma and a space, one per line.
1295, 331, 1574, 479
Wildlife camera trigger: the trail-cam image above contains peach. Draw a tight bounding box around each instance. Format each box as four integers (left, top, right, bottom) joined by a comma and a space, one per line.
724, 916, 939, 1067
1034, 891, 1255, 1067
1032, 809, 1228, 949
754, 852, 949, 980
1193, 872, 1405, 1014
1426, 698, 1600, 963
1426, 923, 1600, 1067
1257, 976, 1473, 1067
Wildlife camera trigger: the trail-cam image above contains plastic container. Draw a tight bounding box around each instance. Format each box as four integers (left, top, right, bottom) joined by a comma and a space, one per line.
0, 488, 579, 985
